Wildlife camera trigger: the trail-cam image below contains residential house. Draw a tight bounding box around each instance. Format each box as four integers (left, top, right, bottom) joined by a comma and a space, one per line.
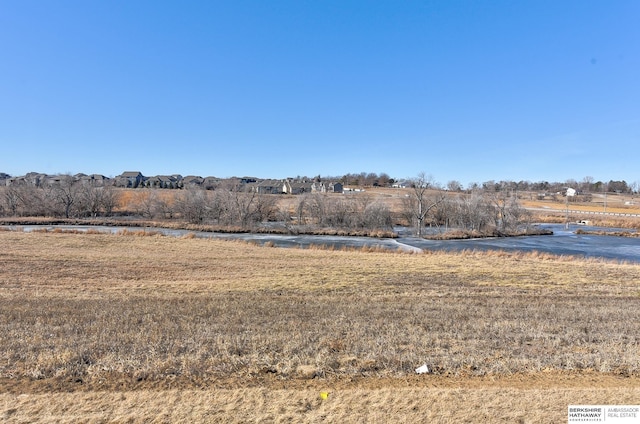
0, 173, 10, 186
182, 176, 204, 188
254, 179, 284, 194
283, 180, 313, 194
115, 171, 145, 188
331, 182, 344, 193
311, 181, 344, 193
202, 176, 221, 190
5, 177, 23, 186
79, 174, 110, 186
392, 180, 410, 188
146, 175, 178, 189
24, 172, 48, 187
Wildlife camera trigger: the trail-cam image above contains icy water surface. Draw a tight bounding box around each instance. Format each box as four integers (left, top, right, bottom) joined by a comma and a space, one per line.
5, 223, 640, 262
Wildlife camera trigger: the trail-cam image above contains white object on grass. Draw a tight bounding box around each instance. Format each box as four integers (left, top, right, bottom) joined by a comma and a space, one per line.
415, 364, 430, 374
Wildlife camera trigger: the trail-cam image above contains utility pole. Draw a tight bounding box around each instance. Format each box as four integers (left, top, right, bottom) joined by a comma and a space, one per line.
565, 192, 569, 230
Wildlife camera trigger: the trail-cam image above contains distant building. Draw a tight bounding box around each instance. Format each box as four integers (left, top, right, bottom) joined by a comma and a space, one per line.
392, 180, 410, 188
79, 174, 110, 186
146, 175, 178, 189
311, 181, 343, 193
202, 176, 221, 190
284, 180, 313, 194
0, 173, 10, 186
254, 179, 285, 194
182, 176, 203, 187
115, 171, 145, 188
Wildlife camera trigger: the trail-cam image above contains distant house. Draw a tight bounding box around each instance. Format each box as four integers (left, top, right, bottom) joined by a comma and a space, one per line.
115, 171, 144, 188
239, 177, 257, 184
328, 182, 343, 193
392, 180, 410, 189
182, 175, 203, 188
5, 177, 23, 186
146, 176, 162, 188
284, 180, 313, 194
44, 175, 64, 186
4, 172, 52, 187
311, 181, 344, 193
79, 174, 110, 186
25, 172, 48, 187
202, 176, 221, 190
0, 173, 10, 186
145, 175, 178, 189
254, 179, 284, 194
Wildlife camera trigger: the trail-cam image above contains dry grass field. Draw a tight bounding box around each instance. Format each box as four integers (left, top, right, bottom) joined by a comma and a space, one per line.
1, 230, 639, 422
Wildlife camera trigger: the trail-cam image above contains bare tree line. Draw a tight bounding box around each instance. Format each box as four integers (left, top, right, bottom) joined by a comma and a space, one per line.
402, 173, 533, 236
0, 177, 396, 232
293, 193, 393, 230
0, 172, 538, 237
0, 177, 119, 218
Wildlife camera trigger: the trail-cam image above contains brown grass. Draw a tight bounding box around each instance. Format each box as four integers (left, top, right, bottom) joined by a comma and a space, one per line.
2, 385, 639, 423
1, 231, 639, 422
575, 228, 640, 237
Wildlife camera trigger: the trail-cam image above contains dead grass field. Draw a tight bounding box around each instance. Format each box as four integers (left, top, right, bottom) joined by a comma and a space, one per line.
1, 230, 639, 422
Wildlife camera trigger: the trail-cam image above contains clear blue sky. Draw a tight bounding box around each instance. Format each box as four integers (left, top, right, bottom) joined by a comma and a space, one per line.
1, 0, 638, 186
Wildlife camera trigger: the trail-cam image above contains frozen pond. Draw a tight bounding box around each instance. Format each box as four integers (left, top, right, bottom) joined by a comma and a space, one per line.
397, 224, 640, 262
4, 223, 640, 263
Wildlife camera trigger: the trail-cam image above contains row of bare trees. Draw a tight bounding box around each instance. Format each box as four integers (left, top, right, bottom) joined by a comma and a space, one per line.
126, 188, 394, 231
126, 186, 279, 227
1, 172, 531, 236
294, 193, 393, 230
402, 173, 532, 236
0, 179, 394, 232
0, 177, 119, 218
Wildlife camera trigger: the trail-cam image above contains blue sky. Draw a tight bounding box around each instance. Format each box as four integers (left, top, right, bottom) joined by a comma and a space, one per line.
1, 1, 638, 186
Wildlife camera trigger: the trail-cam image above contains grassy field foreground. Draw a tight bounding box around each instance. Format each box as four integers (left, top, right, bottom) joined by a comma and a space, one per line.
1, 230, 639, 422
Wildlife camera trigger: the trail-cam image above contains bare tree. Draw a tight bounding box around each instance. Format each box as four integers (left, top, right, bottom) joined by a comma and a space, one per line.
176, 187, 209, 223
16, 185, 48, 216
305, 193, 328, 226
462, 191, 492, 231
153, 194, 175, 219
215, 183, 277, 228
231, 189, 258, 227
324, 198, 353, 227
252, 193, 278, 223
581, 176, 594, 193
77, 184, 112, 217
446, 180, 463, 192
361, 201, 393, 229
295, 194, 309, 225
2, 186, 24, 216
210, 189, 230, 225
431, 195, 455, 231
49, 175, 80, 218
405, 172, 445, 237
100, 185, 120, 216
377, 172, 392, 187
481, 186, 531, 234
